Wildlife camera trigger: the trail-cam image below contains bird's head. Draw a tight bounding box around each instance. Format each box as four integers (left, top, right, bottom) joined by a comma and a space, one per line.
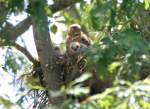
68, 24, 82, 38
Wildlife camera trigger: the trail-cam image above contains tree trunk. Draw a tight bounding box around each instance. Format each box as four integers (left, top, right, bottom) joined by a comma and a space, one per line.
29, 0, 65, 108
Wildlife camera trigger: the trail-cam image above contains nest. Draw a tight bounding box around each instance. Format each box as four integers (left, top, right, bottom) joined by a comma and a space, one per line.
21, 49, 88, 108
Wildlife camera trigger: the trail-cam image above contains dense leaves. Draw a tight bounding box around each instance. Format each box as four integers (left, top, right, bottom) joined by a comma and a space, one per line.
63, 77, 150, 109
87, 29, 149, 81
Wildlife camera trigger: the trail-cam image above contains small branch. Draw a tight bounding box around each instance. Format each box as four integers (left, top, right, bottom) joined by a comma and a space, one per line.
14, 43, 38, 63
50, 0, 81, 13
0, 42, 38, 64
65, 5, 81, 20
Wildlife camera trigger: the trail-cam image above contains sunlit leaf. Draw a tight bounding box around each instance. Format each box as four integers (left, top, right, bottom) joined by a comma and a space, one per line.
72, 73, 92, 85
0, 97, 13, 108
144, 0, 150, 10
44, 4, 52, 17
108, 61, 122, 73
27, 83, 45, 90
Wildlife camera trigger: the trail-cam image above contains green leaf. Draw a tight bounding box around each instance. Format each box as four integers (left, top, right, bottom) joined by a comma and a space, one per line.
144, 0, 150, 10
66, 86, 89, 96
0, 97, 13, 108
72, 73, 92, 85
51, 24, 58, 34
139, 99, 150, 109
27, 83, 44, 90
44, 4, 52, 17
108, 61, 122, 73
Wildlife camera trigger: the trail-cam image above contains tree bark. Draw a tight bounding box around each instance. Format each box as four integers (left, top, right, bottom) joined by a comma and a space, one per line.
29, 0, 65, 107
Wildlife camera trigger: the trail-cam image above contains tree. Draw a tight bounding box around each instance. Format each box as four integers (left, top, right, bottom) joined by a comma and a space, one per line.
0, 0, 150, 109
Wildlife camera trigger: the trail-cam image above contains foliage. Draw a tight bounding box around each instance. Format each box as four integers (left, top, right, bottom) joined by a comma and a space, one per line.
87, 29, 149, 81
3, 47, 27, 74
63, 77, 150, 109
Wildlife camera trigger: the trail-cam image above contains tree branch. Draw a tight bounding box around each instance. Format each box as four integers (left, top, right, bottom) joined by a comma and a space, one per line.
0, 42, 37, 63
65, 5, 81, 20
0, 0, 81, 39
0, 0, 81, 43
14, 43, 38, 63
11, 17, 31, 40
50, 0, 81, 13
0, 17, 31, 46
0, 18, 35, 63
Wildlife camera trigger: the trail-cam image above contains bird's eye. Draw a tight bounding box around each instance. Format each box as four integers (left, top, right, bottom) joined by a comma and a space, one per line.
82, 38, 85, 41
76, 45, 79, 48
73, 26, 77, 29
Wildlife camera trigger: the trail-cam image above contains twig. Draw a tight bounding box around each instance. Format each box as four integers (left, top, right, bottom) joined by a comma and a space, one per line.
14, 43, 38, 63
